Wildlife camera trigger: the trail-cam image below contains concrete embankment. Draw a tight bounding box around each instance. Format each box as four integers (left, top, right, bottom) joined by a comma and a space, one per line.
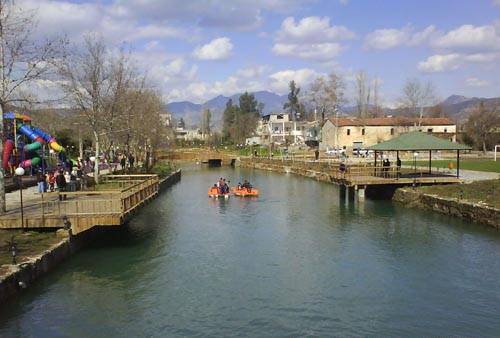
0, 170, 181, 304
393, 188, 499, 229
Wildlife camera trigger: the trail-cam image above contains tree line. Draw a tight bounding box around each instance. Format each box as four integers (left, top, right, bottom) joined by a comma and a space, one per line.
0, 0, 171, 212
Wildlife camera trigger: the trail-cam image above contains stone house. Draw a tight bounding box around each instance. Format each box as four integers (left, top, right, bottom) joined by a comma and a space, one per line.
320, 116, 456, 151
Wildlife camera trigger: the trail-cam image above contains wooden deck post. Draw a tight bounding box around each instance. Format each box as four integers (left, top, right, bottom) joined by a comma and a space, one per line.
429, 150, 432, 174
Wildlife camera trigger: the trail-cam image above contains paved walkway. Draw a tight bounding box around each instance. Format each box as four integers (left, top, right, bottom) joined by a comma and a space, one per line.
402, 165, 499, 182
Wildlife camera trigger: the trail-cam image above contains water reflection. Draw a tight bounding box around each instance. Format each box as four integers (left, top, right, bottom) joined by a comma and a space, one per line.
0, 165, 499, 337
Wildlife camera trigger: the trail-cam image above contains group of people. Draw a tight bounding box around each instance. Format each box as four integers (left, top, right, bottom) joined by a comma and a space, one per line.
119, 153, 135, 171
214, 177, 230, 194
36, 159, 87, 200
212, 178, 254, 194
237, 180, 253, 192
381, 157, 402, 178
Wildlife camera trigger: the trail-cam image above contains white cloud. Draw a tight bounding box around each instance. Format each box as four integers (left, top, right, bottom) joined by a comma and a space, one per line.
269, 68, 320, 93
273, 16, 354, 61
418, 52, 500, 73
465, 77, 490, 87
18, 0, 185, 43
272, 42, 343, 61
431, 24, 500, 51
364, 25, 436, 50
192, 37, 233, 60
418, 54, 461, 73
277, 16, 355, 43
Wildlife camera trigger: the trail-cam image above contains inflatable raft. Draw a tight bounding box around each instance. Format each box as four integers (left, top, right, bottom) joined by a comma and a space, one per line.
232, 187, 259, 197
208, 187, 230, 199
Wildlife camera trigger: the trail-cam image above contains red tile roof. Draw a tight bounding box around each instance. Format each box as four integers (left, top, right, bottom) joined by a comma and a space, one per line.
326, 116, 454, 127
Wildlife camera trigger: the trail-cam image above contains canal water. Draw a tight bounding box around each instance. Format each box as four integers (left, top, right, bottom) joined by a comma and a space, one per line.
1, 166, 499, 337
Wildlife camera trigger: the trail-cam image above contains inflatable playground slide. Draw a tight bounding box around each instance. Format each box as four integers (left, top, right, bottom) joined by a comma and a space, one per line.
2, 112, 65, 170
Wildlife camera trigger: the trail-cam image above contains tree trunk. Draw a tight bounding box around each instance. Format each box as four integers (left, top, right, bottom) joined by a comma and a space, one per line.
93, 131, 100, 184
0, 103, 5, 213
483, 140, 487, 153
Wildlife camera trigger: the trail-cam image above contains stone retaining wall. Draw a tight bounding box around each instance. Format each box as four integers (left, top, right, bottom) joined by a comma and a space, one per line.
393, 188, 500, 229
239, 159, 334, 183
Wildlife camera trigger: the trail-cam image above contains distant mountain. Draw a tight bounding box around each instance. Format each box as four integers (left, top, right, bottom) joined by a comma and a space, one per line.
167, 92, 500, 127
441, 95, 470, 106
439, 95, 500, 121
166, 91, 287, 128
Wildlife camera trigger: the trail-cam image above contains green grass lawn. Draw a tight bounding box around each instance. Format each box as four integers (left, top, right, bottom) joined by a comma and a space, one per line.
403, 159, 500, 173
417, 179, 500, 209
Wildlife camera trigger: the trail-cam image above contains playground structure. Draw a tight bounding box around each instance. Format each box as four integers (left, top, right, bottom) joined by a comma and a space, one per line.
2, 112, 65, 175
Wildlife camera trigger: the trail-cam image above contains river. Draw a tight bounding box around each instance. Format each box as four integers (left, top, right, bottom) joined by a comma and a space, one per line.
1, 166, 499, 337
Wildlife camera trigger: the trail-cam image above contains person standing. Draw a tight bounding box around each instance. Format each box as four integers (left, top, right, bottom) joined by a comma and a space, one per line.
120, 154, 126, 171
37, 172, 47, 193
48, 172, 55, 192
128, 153, 135, 169
56, 170, 67, 201
396, 157, 401, 178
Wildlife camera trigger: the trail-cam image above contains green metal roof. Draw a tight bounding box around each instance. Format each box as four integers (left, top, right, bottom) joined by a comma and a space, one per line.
367, 131, 472, 151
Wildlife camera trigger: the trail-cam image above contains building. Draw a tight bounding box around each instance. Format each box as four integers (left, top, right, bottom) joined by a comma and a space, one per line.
159, 112, 172, 127
320, 116, 456, 151
256, 113, 307, 145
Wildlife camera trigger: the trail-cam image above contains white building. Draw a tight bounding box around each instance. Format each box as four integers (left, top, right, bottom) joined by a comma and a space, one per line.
256, 113, 307, 145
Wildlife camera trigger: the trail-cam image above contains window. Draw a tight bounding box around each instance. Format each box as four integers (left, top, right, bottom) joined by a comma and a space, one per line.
347, 129, 351, 136
427, 128, 433, 132
390, 128, 394, 135
444, 128, 447, 133
362, 128, 365, 136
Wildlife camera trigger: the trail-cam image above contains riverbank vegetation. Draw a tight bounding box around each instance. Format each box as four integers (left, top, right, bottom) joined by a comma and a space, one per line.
0, 230, 62, 267
417, 179, 500, 209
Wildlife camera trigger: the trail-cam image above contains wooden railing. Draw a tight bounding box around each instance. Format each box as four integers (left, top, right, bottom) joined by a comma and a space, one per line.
246, 158, 453, 183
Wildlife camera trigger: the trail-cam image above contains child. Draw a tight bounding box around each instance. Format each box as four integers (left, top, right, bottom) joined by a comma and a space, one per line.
48, 172, 55, 192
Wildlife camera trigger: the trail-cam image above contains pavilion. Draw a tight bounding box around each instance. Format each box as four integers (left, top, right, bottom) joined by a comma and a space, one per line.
367, 131, 472, 178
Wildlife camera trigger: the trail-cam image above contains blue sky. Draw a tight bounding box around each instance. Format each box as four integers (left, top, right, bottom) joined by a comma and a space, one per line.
21, 0, 500, 105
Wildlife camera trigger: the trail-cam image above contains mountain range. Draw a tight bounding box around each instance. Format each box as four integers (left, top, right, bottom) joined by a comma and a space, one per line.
166, 91, 500, 128
166, 91, 288, 128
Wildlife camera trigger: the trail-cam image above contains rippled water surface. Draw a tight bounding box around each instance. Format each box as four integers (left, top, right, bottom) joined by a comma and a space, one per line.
1, 166, 499, 337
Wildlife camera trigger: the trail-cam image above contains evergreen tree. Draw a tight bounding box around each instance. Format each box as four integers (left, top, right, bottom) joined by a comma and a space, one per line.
222, 99, 236, 141
283, 80, 304, 121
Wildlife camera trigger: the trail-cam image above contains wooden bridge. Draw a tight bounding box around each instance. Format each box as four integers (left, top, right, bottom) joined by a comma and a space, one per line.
0, 174, 161, 235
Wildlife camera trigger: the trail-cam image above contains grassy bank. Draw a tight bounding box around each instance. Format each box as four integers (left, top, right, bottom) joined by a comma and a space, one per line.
0, 230, 62, 267
403, 159, 500, 173
417, 179, 500, 209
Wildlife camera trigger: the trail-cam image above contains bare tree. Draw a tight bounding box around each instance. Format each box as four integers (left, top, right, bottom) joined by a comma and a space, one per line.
400, 78, 436, 125
309, 72, 346, 122
372, 77, 382, 117
58, 35, 135, 183
464, 101, 500, 152
355, 71, 369, 118
0, 0, 65, 212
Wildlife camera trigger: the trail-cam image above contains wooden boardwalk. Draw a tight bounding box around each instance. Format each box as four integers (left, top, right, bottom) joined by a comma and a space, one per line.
0, 174, 160, 235
242, 158, 461, 187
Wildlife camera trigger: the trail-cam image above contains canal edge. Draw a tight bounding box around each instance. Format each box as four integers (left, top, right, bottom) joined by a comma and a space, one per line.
0, 170, 182, 304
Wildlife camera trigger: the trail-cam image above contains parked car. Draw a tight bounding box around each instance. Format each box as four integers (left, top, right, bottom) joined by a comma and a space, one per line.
354, 149, 374, 157
325, 147, 346, 156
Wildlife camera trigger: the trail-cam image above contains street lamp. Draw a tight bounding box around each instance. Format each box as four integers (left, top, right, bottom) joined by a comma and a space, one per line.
15, 167, 25, 231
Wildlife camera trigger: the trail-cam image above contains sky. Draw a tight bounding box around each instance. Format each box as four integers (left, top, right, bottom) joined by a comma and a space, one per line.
19, 0, 500, 106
